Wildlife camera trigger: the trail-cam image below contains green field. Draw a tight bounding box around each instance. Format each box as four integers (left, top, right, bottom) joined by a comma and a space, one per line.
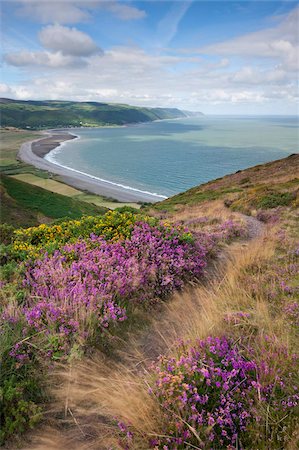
0, 128, 42, 167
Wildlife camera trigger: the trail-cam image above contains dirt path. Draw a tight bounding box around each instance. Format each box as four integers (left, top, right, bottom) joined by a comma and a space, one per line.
130, 213, 265, 363
241, 214, 265, 240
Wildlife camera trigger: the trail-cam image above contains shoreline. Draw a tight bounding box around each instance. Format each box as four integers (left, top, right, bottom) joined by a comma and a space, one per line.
17, 130, 167, 203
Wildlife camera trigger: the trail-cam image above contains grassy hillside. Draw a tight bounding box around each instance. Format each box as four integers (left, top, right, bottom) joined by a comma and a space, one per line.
0, 98, 189, 129
0, 174, 108, 227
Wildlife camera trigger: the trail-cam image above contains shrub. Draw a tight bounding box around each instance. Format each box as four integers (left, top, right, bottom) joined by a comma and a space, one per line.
256, 209, 280, 223
256, 192, 294, 209
114, 206, 139, 214
0, 321, 44, 445
140, 336, 299, 449
0, 223, 15, 245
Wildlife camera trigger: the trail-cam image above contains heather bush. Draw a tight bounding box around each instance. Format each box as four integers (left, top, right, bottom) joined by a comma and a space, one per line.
9, 222, 206, 360
124, 336, 298, 449
149, 336, 257, 449
192, 219, 247, 255
256, 208, 281, 223
284, 302, 299, 327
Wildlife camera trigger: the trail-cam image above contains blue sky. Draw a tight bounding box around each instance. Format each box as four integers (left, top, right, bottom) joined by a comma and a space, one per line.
1, 1, 298, 114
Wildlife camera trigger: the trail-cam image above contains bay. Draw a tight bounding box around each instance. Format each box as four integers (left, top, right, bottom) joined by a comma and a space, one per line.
46, 115, 299, 199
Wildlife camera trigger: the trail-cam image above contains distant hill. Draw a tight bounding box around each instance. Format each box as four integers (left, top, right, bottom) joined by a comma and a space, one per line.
0, 98, 203, 130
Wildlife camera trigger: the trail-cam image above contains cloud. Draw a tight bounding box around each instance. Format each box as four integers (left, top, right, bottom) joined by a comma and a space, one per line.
4, 50, 86, 68
16, 0, 146, 24
4, 25, 101, 68
39, 25, 101, 56
156, 1, 192, 47
17, 0, 90, 24
3, 43, 297, 112
100, 1, 146, 20
231, 66, 288, 85
2, 4, 298, 114
0, 83, 33, 100
199, 6, 299, 71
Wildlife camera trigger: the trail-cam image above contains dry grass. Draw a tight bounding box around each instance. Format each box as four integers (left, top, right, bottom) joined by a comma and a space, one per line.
26, 222, 295, 450
150, 199, 244, 225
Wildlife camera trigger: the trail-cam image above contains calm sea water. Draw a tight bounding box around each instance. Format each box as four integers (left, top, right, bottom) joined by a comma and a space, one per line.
46, 116, 299, 199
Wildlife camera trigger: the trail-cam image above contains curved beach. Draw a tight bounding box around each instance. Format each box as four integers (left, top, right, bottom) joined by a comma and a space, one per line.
17, 131, 165, 203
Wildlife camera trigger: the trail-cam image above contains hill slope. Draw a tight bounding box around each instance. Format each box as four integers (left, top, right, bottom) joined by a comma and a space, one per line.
0, 174, 108, 227
152, 153, 299, 213
0, 98, 199, 129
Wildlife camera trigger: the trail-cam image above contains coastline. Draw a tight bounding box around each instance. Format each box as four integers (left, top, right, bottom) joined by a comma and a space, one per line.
17, 131, 166, 203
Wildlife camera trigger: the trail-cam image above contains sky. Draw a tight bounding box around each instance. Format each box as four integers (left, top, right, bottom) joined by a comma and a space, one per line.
1, 0, 298, 114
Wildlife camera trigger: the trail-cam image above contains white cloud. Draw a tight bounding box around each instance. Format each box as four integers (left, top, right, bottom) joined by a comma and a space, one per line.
4, 50, 87, 68
17, 1, 90, 24
3, 44, 297, 112
4, 24, 102, 68
231, 66, 288, 85
39, 25, 101, 56
156, 1, 192, 47
16, 0, 146, 24
100, 1, 146, 20
2, 5, 298, 114
199, 6, 299, 71
0, 83, 33, 100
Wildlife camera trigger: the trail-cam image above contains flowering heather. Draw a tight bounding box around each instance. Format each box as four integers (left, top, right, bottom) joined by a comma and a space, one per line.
241, 244, 299, 303
145, 336, 298, 449
192, 219, 247, 255
150, 336, 257, 449
256, 208, 281, 224
16, 222, 207, 358
284, 302, 299, 327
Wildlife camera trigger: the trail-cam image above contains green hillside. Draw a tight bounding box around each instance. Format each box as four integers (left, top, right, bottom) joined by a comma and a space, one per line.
0, 174, 108, 228
0, 98, 189, 129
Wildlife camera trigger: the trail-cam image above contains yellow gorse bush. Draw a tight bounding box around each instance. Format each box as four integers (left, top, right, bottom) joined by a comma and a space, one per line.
12, 211, 157, 260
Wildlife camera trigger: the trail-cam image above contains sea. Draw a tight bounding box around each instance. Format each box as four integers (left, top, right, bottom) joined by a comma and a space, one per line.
46, 115, 299, 200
